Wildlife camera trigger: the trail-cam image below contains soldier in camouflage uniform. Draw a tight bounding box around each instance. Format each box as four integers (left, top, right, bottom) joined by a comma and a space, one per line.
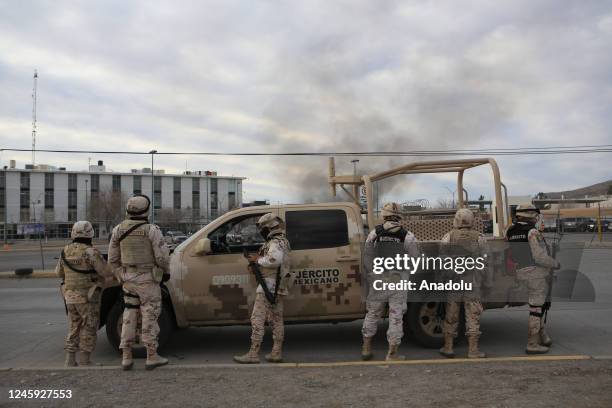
108, 195, 170, 370
56, 221, 110, 367
506, 204, 560, 354
439, 209, 488, 359
234, 213, 291, 364
361, 202, 419, 361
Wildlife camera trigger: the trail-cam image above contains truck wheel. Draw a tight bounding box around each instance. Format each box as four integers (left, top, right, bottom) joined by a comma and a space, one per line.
105, 300, 175, 358
406, 302, 465, 348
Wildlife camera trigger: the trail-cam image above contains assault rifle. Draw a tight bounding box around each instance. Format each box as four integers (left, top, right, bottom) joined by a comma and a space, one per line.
243, 248, 280, 305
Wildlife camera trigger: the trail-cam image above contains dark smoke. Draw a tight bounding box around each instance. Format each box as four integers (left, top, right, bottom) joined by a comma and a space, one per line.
260, 12, 515, 203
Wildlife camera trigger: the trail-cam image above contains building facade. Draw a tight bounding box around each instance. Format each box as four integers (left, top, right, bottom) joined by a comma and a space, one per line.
0, 162, 244, 239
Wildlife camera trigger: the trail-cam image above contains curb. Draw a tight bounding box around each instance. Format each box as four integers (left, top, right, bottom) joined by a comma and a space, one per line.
0, 270, 56, 279
0, 355, 593, 371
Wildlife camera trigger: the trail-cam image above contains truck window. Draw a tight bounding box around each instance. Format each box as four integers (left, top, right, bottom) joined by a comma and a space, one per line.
286, 209, 349, 250
208, 213, 265, 254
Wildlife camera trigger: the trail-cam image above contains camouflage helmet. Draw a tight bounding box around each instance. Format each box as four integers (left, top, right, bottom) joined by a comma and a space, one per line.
453, 208, 474, 229
256, 213, 284, 236
515, 204, 540, 220
126, 195, 151, 217
71, 220, 95, 239
381, 202, 402, 220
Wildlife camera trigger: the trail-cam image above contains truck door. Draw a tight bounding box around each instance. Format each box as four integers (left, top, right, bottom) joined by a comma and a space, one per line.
181, 212, 265, 323
283, 206, 364, 319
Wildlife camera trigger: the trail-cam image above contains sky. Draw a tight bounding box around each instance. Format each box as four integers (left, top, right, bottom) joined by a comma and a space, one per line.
0, 0, 611, 205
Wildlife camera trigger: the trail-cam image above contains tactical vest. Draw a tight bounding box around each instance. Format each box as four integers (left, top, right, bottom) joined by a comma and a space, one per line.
373, 224, 408, 243
63, 243, 97, 291
505, 222, 536, 268
447, 228, 481, 258
118, 219, 155, 266
258, 234, 290, 280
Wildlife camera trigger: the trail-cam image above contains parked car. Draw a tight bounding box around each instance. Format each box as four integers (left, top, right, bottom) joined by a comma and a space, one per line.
165, 230, 188, 244
586, 219, 611, 232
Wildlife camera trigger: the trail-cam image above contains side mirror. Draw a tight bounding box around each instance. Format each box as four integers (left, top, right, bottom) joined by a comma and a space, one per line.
193, 238, 212, 256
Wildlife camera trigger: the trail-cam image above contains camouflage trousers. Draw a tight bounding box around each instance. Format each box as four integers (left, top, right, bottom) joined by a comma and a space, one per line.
65, 301, 100, 353
250, 293, 285, 345
361, 291, 408, 345
443, 293, 483, 337
120, 281, 162, 351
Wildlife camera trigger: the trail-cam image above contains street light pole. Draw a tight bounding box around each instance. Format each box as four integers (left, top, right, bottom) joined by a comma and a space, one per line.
85, 179, 89, 219
149, 150, 157, 223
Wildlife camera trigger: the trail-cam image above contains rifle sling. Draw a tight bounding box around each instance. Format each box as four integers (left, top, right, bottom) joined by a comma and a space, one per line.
117, 222, 149, 243
249, 261, 281, 305
61, 249, 96, 274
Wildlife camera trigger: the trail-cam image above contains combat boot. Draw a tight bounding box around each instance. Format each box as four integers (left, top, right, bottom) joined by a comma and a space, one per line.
361, 336, 373, 361
467, 335, 486, 358
385, 343, 406, 361
145, 348, 169, 370
64, 352, 77, 367
539, 328, 553, 347
526, 316, 549, 354
121, 348, 133, 371
439, 334, 455, 358
233, 342, 261, 364
78, 351, 92, 366
265, 342, 283, 363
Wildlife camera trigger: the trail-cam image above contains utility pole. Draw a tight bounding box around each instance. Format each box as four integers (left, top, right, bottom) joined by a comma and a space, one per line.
31, 70, 38, 166
85, 179, 89, 219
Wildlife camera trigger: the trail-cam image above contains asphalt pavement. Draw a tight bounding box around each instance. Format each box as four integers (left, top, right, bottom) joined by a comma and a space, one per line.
0, 237, 610, 369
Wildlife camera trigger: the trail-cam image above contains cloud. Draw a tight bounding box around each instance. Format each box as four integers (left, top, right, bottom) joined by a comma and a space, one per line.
0, 0, 611, 205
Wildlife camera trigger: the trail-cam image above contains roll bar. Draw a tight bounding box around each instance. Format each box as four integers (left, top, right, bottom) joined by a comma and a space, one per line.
328, 157, 508, 238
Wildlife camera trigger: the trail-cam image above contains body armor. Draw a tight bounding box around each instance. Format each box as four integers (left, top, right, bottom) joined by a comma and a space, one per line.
506, 222, 536, 269
118, 219, 155, 266
447, 228, 481, 258
373, 224, 408, 243
258, 235, 290, 279
63, 243, 97, 291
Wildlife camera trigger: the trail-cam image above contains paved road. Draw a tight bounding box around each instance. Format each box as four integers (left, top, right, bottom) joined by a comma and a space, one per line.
0, 242, 610, 369
0, 245, 109, 273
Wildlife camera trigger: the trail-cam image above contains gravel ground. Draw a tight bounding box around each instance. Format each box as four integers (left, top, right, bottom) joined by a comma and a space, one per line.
1, 359, 611, 408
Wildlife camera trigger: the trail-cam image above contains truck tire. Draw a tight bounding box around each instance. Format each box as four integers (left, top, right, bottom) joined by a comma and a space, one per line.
406, 302, 465, 348
105, 300, 175, 358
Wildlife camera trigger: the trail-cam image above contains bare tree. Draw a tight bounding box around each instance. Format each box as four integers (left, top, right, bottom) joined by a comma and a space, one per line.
157, 208, 185, 230
89, 188, 126, 235
436, 198, 455, 209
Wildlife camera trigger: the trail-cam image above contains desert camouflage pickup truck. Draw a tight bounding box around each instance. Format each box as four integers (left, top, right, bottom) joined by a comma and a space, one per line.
99, 158, 521, 351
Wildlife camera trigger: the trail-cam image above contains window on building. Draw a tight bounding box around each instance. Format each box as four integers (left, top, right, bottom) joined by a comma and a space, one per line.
0, 171, 5, 221
133, 175, 142, 195
90, 174, 99, 201
20, 172, 30, 211
90, 174, 100, 192
68, 173, 77, 190
44, 173, 54, 209
20, 172, 30, 189
112, 175, 121, 192
153, 176, 162, 209
68, 175, 77, 217
210, 178, 218, 213
285, 209, 349, 250
228, 192, 236, 209
173, 177, 181, 209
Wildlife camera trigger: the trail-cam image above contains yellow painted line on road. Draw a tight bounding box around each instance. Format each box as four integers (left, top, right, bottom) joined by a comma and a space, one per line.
0, 271, 56, 279
292, 354, 591, 368
3, 355, 594, 371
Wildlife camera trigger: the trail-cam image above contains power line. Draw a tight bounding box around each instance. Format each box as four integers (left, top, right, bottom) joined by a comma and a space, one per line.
1, 145, 612, 157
